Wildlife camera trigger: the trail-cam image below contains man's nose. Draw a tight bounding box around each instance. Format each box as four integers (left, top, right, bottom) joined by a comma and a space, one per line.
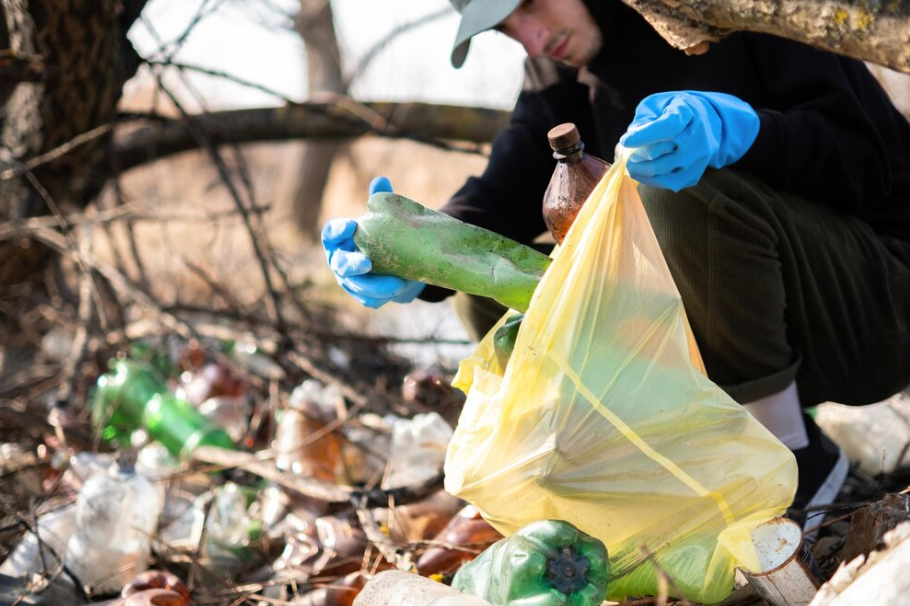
509, 17, 548, 57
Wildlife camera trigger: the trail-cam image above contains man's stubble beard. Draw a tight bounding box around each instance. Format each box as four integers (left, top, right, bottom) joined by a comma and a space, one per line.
575, 28, 603, 68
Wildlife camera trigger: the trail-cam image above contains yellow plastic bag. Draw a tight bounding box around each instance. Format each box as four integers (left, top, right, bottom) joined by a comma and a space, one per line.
444, 153, 797, 603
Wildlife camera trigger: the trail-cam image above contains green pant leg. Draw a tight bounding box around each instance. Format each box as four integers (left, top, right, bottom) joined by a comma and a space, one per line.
638, 168, 910, 405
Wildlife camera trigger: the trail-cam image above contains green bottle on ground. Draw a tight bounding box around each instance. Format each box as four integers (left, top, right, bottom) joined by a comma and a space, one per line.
93, 359, 236, 458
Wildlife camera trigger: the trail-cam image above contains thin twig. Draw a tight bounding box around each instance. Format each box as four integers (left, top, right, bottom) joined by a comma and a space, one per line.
57, 220, 95, 404
350, 8, 452, 83
147, 60, 298, 104
21, 223, 199, 341
146, 63, 286, 331
0, 124, 114, 182
18, 165, 110, 332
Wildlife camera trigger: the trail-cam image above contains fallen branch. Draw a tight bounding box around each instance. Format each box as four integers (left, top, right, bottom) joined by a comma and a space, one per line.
623, 0, 910, 73
190, 445, 445, 509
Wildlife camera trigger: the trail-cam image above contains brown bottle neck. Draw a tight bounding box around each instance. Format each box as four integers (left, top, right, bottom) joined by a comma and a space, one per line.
552, 140, 585, 162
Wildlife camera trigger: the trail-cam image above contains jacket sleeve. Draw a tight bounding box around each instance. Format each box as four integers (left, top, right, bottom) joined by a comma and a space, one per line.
734, 34, 895, 213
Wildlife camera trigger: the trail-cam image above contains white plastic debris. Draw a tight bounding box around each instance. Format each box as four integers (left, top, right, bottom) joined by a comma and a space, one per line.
808, 522, 910, 606
815, 390, 910, 475
381, 412, 453, 490
353, 570, 493, 606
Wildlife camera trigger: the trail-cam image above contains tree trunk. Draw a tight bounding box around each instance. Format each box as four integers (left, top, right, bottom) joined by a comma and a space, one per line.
622, 0, 910, 73
292, 0, 349, 241
0, 0, 142, 286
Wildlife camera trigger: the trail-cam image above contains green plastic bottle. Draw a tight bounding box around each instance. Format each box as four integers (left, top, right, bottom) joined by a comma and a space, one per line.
453, 519, 610, 606
93, 359, 236, 458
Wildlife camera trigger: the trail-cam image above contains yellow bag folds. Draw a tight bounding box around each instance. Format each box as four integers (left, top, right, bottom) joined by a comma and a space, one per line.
445, 154, 798, 603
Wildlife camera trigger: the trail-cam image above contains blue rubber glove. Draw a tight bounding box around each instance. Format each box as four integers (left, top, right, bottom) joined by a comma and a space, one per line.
322, 177, 426, 309
619, 91, 760, 192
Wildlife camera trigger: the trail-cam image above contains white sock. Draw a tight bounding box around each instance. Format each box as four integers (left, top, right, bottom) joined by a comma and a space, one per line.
743, 381, 809, 450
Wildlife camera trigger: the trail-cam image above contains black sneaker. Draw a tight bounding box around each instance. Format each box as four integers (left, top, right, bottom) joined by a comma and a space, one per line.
786, 414, 849, 538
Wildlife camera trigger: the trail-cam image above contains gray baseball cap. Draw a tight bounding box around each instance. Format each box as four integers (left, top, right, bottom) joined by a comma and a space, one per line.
450, 0, 522, 68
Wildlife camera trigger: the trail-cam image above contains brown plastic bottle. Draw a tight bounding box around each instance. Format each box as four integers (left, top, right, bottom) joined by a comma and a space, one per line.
415, 504, 504, 577
542, 123, 611, 244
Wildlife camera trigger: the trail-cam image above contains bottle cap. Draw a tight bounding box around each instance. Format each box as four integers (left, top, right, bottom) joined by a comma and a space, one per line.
547, 123, 580, 152
115, 449, 139, 474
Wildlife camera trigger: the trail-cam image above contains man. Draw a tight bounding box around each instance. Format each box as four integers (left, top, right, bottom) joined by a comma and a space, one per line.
323, 0, 910, 530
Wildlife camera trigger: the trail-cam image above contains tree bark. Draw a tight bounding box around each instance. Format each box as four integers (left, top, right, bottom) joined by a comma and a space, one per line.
293, 0, 349, 241
622, 0, 910, 73
111, 102, 510, 173
0, 0, 143, 286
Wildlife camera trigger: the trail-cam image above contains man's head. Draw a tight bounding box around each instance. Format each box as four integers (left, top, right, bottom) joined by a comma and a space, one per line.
450, 0, 603, 69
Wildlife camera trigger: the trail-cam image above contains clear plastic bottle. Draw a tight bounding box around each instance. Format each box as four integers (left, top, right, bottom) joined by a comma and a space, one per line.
64, 456, 162, 595
542, 123, 611, 244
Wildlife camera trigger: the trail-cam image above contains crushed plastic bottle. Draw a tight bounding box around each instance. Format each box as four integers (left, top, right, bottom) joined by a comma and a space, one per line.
197, 395, 252, 443
416, 504, 504, 577
121, 570, 190, 604
0, 571, 82, 606
339, 413, 392, 487
274, 380, 344, 483
177, 361, 246, 407
202, 482, 263, 572
64, 455, 162, 595
272, 512, 369, 578
381, 412, 453, 490
157, 494, 205, 554
0, 504, 76, 578
92, 359, 235, 458
372, 490, 463, 544
231, 341, 286, 380
142, 447, 213, 557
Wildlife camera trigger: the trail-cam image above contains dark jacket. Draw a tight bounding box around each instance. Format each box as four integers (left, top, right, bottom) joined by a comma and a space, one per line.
426, 1, 910, 306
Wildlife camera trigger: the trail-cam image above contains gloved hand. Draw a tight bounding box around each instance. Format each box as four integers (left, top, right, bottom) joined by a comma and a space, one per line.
322, 176, 426, 309
619, 91, 760, 192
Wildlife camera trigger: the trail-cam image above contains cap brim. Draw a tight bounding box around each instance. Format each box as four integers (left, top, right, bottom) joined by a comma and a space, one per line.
450, 0, 521, 68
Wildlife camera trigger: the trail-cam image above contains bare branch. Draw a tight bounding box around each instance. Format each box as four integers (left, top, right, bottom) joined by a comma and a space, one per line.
141, 0, 230, 62
114, 100, 507, 172
145, 59, 298, 104
350, 8, 452, 84
1, 124, 114, 182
